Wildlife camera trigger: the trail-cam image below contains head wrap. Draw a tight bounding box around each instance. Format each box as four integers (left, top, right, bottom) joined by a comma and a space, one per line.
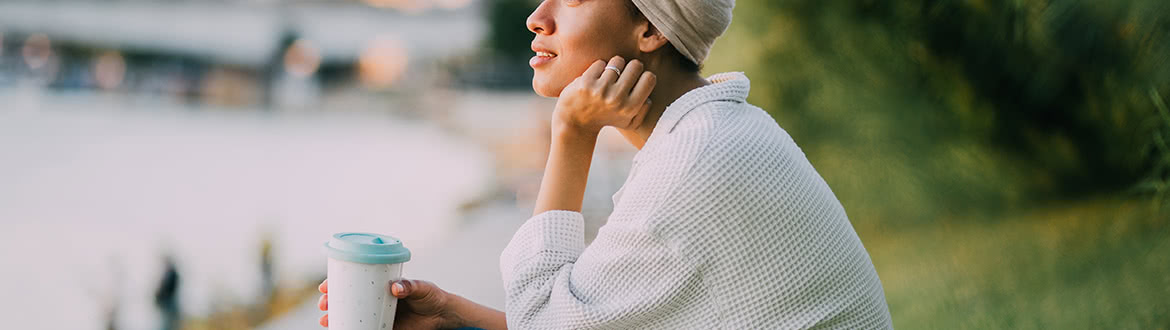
630, 0, 735, 65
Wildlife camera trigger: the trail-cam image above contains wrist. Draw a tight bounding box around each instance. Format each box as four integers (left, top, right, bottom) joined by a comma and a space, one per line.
551, 110, 603, 137
442, 293, 506, 330
431, 291, 464, 328
551, 119, 601, 142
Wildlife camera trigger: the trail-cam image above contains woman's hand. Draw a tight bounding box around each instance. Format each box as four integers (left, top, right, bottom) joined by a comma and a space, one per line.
553, 55, 657, 134
317, 278, 458, 330
532, 55, 653, 215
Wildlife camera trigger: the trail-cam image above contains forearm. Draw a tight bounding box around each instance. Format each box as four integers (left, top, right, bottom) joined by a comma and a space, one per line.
481, 125, 596, 329
532, 123, 599, 215
447, 293, 508, 330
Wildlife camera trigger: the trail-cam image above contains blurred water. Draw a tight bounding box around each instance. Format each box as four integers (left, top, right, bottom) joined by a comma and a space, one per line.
0, 89, 496, 329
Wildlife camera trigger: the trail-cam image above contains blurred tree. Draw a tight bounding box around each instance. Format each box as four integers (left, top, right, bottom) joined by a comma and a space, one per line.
707, 0, 1170, 222
485, 0, 538, 61
1142, 88, 1170, 208
460, 0, 539, 88
911, 0, 1165, 195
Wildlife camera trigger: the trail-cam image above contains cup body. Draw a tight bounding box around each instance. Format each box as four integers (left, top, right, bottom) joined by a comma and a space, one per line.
327, 258, 404, 330
324, 232, 411, 330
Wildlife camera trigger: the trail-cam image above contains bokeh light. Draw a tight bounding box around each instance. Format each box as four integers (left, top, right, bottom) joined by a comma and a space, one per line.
363, 0, 431, 13
21, 33, 52, 70
93, 51, 126, 90
357, 36, 409, 90
435, 0, 474, 10
282, 39, 322, 78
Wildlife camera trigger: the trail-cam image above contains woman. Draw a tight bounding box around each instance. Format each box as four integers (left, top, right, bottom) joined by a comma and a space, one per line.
318, 0, 893, 328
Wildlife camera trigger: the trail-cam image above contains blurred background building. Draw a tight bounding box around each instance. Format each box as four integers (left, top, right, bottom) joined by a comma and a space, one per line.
0, 0, 504, 108
1, 0, 1167, 329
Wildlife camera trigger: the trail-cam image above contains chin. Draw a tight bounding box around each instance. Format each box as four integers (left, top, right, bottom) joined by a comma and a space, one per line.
532, 82, 553, 98
531, 76, 566, 98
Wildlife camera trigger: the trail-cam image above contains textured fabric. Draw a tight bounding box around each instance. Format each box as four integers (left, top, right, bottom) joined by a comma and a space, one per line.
630, 0, 735, 65
500, 72, 893, 329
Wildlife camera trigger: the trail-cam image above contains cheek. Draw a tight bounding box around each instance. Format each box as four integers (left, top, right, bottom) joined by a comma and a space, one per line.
533, 56, 588, 97
531, 16, 630, 97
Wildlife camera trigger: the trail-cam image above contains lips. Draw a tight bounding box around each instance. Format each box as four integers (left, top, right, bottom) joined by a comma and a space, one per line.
531, 44, 558, 68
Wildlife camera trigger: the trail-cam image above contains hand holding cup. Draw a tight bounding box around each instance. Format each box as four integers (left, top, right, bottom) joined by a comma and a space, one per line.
318, 278, 456, 330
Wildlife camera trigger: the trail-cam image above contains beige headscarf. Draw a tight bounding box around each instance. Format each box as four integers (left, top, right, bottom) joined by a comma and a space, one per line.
630, 0, 735, 65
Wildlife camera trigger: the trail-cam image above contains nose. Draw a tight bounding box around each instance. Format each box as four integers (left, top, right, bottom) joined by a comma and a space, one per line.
526, 1, 554, 35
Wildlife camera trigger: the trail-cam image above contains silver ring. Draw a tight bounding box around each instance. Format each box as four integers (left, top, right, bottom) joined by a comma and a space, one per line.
604, 65, 622, 76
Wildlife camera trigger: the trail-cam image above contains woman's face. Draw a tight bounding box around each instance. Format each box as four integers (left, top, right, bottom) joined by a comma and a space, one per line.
526, 0, 642, 97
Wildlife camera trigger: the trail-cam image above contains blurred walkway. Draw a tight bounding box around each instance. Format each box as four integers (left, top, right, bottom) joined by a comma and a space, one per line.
0, 90, 492, 329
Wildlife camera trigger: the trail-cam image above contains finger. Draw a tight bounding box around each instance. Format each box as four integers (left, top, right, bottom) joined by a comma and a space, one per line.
390, 279, 439, 301
319, 314, 328, 327
599, 56, 627, 85
628, 99, 651, 129
628, 71, 656, 105
318, 279, 328, 293
613, 59, 643, 96
581, 60, 607, 81
318, 294, 327, 311
390, 280, 405, 297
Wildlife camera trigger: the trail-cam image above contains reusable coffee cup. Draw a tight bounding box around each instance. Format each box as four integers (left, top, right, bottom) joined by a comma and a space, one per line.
324, 232, 412, 330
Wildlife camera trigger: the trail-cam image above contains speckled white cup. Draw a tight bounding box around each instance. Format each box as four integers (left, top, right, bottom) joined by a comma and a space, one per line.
324, 233, 411, 330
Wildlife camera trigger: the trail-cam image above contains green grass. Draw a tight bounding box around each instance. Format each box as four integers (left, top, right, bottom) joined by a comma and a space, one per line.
860, 199, 1170, 329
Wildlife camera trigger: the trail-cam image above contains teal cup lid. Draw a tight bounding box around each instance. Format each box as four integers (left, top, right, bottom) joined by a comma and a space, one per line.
324, 232, 412, 264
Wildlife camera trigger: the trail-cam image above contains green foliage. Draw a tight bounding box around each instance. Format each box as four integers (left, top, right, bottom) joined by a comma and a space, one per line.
485, 0, 539, 59
1140, 88, 1170, 209
706, 0, 1170, 223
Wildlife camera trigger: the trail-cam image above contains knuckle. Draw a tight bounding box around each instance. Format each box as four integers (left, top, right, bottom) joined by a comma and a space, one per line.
629, 60, 643, 70
416, 281, 444, 302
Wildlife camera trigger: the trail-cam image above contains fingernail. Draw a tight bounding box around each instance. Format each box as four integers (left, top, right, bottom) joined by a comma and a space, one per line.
392, 282, 405, 296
